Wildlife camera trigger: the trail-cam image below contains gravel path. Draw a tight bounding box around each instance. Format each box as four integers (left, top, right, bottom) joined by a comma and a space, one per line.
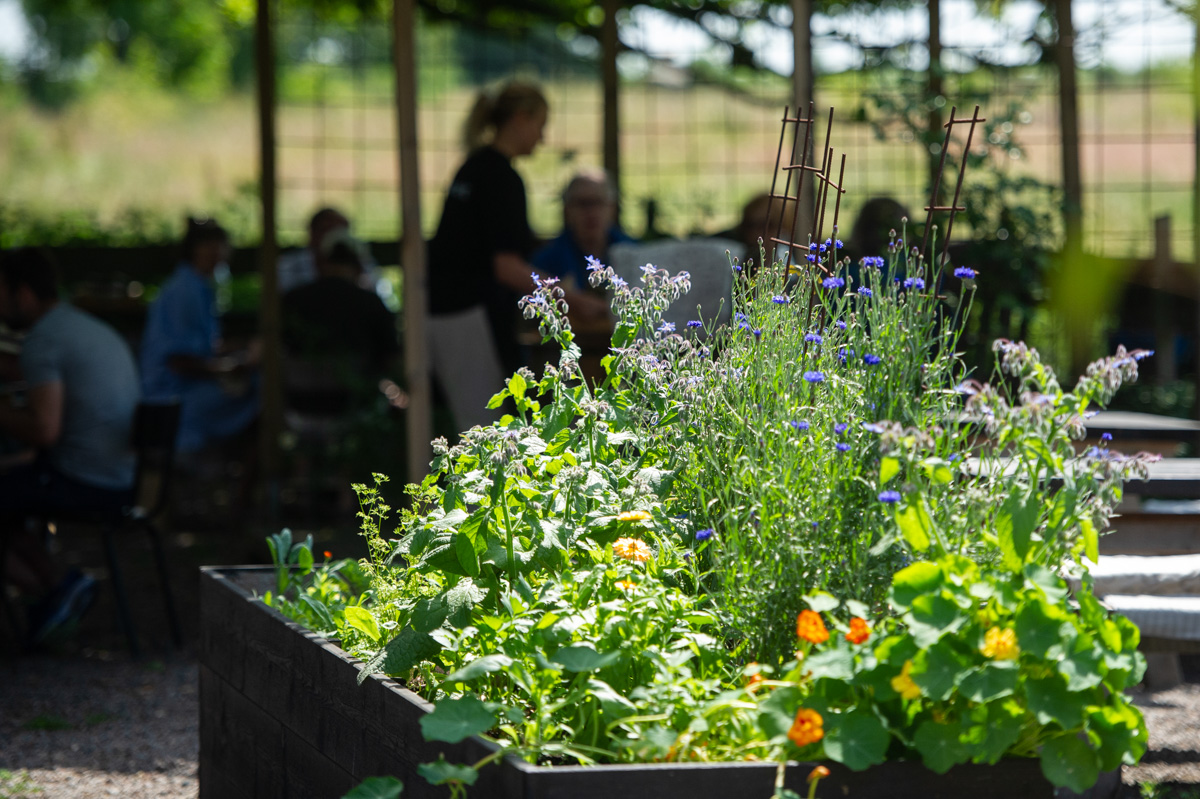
0, 653, 1196, 798
0, 654, 197, 799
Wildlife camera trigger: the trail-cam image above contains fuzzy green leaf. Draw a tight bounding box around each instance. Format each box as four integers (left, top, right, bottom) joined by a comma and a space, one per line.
962, 699, 1024, 764
805, 647, 854, 681
894, 499, 934, 552
358, 627, 441, 685
551, 645, 620, 672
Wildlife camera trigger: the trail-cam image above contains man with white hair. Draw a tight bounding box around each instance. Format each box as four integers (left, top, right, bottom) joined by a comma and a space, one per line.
532, 169, 634, 291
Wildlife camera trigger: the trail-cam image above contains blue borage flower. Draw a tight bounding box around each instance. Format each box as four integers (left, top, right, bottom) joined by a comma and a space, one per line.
772, 295, 789, 304
858, 287, 872, 297
903, 277, 926, 290
863, 353, 882, 365
822, 277, 845, 289
834, 422, 849, 434
658, 322, 675, 334
687, 320, 703, 329
694, 528, 714, 542
954, 266, 977, 279
611, 276, 628, 289
789, 420, 810, 431
586, 254, 604, 272
835, 442, 851, 452
803, 371, 825, 383
804, 332, 823, 344
878, 490, 902, 503
861, 256, 885, 269
640, 263, 657, 275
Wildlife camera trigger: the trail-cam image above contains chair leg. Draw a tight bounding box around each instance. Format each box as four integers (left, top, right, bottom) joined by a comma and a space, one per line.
144, 520, 183, 648
101, 527, 140, 658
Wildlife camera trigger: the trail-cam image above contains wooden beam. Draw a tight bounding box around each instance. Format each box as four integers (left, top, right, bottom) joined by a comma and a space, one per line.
1053, 0, 1083, 249
790, 0, 815, 241
395, 0, 432, 484
602, 0, 621, 222
256, 0, 282, 507
927, 0, 943, 206
1193, 6, 1200, 418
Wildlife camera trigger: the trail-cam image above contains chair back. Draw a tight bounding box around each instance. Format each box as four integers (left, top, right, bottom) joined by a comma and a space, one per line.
131, 400, 182, 519
609, 238, 743, 337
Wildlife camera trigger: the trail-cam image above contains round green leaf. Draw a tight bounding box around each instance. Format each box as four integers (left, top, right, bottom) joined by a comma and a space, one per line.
418, 755, 480, 787
959, 662, 1018, 703
341, 776, 404, 799
418, 696, 495, 744
891, 562, 944, 609
1025, 674, 1087, 729
911, 640, 971, 701
1040, 735, 1101, 794
914, 720, 969, 774
823, 710, 890, 771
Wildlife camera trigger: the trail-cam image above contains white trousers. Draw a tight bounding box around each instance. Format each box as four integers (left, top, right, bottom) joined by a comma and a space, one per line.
428, 305, 505, 433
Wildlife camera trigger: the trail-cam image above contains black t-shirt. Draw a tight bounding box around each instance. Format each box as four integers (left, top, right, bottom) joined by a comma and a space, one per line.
282, 276, 399, 370
427, 147, 537, 373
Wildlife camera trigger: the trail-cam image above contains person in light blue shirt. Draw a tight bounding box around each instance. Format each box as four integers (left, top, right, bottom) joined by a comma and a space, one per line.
140, 218, 259, 454
532, 169, 634, 292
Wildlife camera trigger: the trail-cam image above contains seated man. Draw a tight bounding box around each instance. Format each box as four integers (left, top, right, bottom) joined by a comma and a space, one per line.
278, 207, 392, 304
282, 233, 400, 418
0, 248, 141, 644
532, 169, 633, 292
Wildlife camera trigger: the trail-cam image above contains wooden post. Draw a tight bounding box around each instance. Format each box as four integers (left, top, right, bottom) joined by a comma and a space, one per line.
927, 0, 944, 206
395, 0, 431, 483
602, 0, 621, 223
791, 0, 815, 240
1053, 0, 1083, 250
1193, 8, 1200, 418
255, 0, 282, 516
1153, 216, 1176, 384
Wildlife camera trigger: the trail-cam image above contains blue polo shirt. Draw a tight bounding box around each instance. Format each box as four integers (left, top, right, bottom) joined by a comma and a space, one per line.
531, 227, 634, 291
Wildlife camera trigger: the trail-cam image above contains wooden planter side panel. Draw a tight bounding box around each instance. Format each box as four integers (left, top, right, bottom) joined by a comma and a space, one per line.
199, 568, 507, 799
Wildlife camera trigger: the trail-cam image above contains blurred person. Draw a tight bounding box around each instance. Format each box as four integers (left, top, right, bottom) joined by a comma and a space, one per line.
426, 81, 607, 432
0, 248, 140, 644
844, 197, 912, 284
712, 192, 785, 273
531, 168, 633, 292
278, 207, 392, 303
140, 217, 260, 454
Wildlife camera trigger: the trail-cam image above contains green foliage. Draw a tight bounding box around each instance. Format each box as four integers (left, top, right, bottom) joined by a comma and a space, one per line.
0, 770, 42, 799
340, 776, 403, 799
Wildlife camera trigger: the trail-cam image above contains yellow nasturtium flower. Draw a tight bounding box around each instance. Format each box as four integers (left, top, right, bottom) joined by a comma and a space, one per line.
617, 510, 651, 522
982, 626, 1019, 660
612, 537, 652, 563
891, 660, 922, 700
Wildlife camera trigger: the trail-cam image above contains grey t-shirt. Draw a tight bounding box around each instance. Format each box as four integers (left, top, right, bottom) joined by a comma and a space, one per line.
21, 303, 140, 489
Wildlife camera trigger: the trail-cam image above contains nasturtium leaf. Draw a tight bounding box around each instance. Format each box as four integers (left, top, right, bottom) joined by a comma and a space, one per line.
358, 627, 442, 685
551, 645, 620, 672
418, 755, 480, 786
445, 654, 514, 682
905, 593, 966, 648
845, 599, 871, 620
894, 499, 934, 552
823, 710, 890, 771
1039, 735, 1101, 794
890, 562, 944, 609
804, 592, 839, 613
880, 456, 901, 484
961, 699, 1024, 764
911, 640, 971, 701
343, 606, 381, 643
959, 661, 1018, 703
1088, 704, 1148, 771
804, 647, 854, 682
1014, 600, 1067, 658
340, 775, 404, 799
913, 720, 969, 774
1024, 564, 1069, 604
1060, 645, 1103, 692
1025, 674, 1087, 728
419, 696, 496, 744
757, 685, 804, 741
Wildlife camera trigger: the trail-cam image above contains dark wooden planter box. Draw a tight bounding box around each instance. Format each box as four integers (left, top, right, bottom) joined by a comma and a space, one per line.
200, 567, 1122, 799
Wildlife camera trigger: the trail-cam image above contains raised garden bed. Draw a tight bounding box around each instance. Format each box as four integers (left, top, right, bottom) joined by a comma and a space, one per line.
199, 567, 1123, 799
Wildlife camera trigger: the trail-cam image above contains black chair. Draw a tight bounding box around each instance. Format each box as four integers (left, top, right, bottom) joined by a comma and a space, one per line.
1, 400, 184, 656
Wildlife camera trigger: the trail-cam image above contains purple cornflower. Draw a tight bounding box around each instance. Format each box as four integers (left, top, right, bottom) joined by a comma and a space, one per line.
835, 320, 847, 330
804, 371, 825, 384
822, 277, 845, 289
858, 287, 872, 297
861, 256, 885, 269
695, 528, 714, 542
1100, 432, 1113, 444
687, 320, 703, 329
806, 254, 818, 263
878, 490, 901, 503
838, 347, 854, 364
835, 239, 844, 249
903, 277, 926, 290
954, 266, 977, 279
804, 332, 823, 344
753, 328, 762, 341
772, 295, 789, 304
835, 442, 851, 452
809, 243, 819, 252
834, 423, 849, 434
789, 420, 810, 431
863, 353, 882, 365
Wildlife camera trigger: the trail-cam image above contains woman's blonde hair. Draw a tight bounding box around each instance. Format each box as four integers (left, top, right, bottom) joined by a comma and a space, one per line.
462, 82, 548, 151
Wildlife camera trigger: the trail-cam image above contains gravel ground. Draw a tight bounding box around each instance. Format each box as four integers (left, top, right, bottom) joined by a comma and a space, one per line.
0, 651, 1197, 799
0, 654, 198, 799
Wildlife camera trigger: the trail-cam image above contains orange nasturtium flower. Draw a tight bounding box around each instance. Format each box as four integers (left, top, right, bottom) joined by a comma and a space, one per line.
612, 537, 653, 563
788, 708, 825, 748
891, 660, 922, 700
617, 510, 652, 522
982, 626, 1019, 660
615, 579, 636, 591
845, 616, 871, 645
323, 550, 333, 559
807, 765, 831, 783
796, 609, 830, 644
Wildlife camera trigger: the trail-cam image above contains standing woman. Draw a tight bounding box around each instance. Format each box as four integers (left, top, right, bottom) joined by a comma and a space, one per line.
427, 82, 605, 432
